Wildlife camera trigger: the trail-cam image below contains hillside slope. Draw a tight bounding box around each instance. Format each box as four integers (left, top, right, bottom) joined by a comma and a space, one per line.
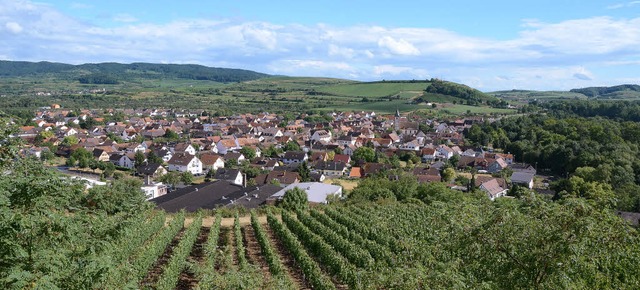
570, 84, 640, 99
0, 60, 270, 83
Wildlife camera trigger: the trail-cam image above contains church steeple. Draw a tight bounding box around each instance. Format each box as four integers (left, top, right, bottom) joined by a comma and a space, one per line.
395, 108, 401, 118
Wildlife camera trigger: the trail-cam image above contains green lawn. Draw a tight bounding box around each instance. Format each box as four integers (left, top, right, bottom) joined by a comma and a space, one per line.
318, 82, 429, 98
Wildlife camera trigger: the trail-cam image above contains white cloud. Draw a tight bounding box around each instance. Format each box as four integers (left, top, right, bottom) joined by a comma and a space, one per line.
377, 36, 420, 56
113, 13, 138, 23
1, 0, 640, 90
607, 1, 640, 9
373, 65, 428, 79
5, 22, 22, 33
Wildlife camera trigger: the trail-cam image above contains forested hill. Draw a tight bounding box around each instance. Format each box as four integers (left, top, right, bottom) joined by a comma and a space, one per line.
570, 84, 640, 99
0, 61, 270, 83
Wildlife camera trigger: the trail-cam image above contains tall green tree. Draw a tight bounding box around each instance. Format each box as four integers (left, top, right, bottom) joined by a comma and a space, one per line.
280, 187, 308, 212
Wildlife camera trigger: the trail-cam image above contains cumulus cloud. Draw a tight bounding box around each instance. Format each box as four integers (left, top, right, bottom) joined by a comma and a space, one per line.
1, 0, 640, 90
5, 22, 22, 33
377, 36, 421, 56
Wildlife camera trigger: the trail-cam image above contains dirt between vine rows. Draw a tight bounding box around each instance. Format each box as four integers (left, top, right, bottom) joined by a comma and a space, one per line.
140, 227, 186, 288
262, 222, 311, 290
175, 226, 209, 290
242, 224, 273, 287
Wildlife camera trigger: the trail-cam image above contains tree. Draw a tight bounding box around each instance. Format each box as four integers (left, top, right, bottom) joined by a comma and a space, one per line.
160, 172, 181, 189
181, 171, 194, 185
61, 135, 79, 146
284, 141, 300, 152
134, 151, 146, 168
442, 167, 456, 182
240, 146, 256, 160
164, 129, 179, 141
280, 187, 308, 211
146, 150, 163, 164
353, 147, 376, 163
297, 161, 311, 182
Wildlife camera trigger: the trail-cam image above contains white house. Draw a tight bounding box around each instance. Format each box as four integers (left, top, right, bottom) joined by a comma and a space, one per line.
167, 154, 203, 175
436, 145, 455, 160
282, 151, 308, 165
479, 179, 508, 200
511, 172, 535, 189
311, 130, 332, 142
216, 138, 241, 155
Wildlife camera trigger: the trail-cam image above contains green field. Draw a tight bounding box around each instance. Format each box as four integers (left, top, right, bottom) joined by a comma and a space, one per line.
1, 72, 513, 116
318, 81, 428, 98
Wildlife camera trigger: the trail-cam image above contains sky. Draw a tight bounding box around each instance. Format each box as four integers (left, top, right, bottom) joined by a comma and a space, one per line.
1, 0, 640, 91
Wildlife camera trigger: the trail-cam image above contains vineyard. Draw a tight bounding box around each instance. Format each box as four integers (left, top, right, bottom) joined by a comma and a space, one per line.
92, 204, 475, 289
56, 196, 635, 290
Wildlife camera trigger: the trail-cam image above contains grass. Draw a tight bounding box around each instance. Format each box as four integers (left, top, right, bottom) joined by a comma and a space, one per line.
437, 104, 516, 115
318, 81, 428, 98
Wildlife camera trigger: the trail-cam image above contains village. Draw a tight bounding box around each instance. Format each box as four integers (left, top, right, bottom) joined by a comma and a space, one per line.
16, 105, 538, 211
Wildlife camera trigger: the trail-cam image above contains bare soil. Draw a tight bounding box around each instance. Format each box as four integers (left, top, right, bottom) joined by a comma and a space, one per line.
263, 222, 311, 290
140, 228, 185, 288
175, 226, 209, 290
242, 225, 272, 286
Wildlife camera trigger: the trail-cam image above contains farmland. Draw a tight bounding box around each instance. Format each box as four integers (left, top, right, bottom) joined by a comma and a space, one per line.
34, 200, 634, 290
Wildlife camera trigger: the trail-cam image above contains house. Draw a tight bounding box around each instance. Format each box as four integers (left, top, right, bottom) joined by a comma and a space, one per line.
333, 154, 351, 164
311, 130, 332, 142
216, 138, 241, 155
282, 151, 308, 165
167, 153, 203, 175
309, 151, 328, 163
421, 147, 437, 162
173, 143, 197, 155
487, 158, 509, 173
137, 162, 168, 183
224, 152, 246, 164
141, 182, 168, 200
251, 158, 280, 170
349, 167, 363, 179
479, 178, 508, 200
269, 182, 342, 204
214, 169, 244, 186
436, 145, 455, 160
361, 163, 391, 177
200, 154, 225, 171
254, 171, 300, 186
399, 140, 420, 151
314, 161, 347, 176
109, 153, 135, 169
511, 172, 535, 189
92, 148, 110, 162
510, 163, 537, 175
137, 162, 167, 177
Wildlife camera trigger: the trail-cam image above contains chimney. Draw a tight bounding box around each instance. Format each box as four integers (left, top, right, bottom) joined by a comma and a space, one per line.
243, 173, 247, 188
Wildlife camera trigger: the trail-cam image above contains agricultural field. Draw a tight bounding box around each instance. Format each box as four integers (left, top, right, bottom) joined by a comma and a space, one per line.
62, 197, 636, 290
1, 73, 513, 115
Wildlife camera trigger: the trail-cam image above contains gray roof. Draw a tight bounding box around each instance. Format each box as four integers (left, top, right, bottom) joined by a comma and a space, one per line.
150, 180, 278, 212
511, 172, 535, 184
271, 182, 342, 203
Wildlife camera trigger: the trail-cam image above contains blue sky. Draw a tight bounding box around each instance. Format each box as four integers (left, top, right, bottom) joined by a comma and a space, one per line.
2, 0, 640, 90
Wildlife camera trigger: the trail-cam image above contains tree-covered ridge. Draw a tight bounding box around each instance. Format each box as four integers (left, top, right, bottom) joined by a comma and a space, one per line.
422, 78, 506, 107
570, 84, 640, 98
542, 100, 640, 122
0, 60, 270, 82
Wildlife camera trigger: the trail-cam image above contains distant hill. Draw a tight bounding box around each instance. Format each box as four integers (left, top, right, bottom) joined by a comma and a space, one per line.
570, 84, 640, 99
417, 79, 506, 107
0, 60, 270, 83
